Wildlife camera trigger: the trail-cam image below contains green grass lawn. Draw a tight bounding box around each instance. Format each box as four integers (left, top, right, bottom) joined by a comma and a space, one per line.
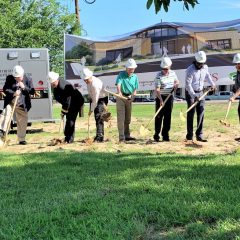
1, 102, 240, 239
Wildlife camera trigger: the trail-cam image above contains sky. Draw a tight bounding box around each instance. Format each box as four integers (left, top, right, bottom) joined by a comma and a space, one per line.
61, 0, 240, 38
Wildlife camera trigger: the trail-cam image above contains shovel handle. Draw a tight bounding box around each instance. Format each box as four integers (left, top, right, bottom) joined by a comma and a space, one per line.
4, 95, 19, 144
224, 100, 232, 121
186, 88, 211, 114
104, 89, 128, 100
87, 115, 90, 139
145, 88, 174, 128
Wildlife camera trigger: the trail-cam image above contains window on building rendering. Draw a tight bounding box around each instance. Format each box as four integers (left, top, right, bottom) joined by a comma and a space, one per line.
106, 47, 133, 62
206, 39, 231, 50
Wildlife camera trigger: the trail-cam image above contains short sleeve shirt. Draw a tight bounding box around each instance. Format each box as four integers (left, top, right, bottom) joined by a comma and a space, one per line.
115, 71, 139, 95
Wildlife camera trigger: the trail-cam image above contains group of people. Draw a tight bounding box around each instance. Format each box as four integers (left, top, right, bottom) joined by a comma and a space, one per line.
0, 50, 240, 146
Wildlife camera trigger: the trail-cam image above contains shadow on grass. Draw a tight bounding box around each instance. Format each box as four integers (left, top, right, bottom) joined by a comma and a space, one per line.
0, 151, 240, 239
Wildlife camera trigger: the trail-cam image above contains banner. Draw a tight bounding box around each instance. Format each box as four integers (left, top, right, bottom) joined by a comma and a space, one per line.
64, 34, 236, 95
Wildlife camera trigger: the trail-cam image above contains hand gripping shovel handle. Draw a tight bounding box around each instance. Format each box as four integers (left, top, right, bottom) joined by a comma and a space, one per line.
186, 88, 212, 114
104, 89, 128, 100
4, 95, 19, 144
145, 88, 174, 129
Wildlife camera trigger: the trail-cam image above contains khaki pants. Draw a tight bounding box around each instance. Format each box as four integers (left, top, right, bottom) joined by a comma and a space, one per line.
15, 106, 28, 142
116, 98, 132, 141
0, 102, 28, 142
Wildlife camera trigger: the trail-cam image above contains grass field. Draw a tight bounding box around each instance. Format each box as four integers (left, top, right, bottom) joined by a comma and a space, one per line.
0, 102, 240, 239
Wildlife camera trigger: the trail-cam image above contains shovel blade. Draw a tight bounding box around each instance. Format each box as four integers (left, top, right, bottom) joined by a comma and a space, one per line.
139, 125, 150, 136
219, 120, 230, 127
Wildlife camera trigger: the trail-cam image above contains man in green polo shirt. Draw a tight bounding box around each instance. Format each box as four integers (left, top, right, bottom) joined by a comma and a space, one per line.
116, 58, 139, 142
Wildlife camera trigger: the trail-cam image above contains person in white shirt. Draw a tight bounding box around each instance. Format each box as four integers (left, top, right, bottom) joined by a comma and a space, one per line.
154, 57, 179, 142
82, 68, 109, 142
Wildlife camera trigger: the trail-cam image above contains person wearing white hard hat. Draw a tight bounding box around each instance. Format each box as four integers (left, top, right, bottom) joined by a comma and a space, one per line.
185, 51, 216, 142
0, 65, 35, 145
115, 58, 139, 142
48, 71, 84, 143
153, 57, 179, 142
230, 53, 240, 141
81, 67, 110, 142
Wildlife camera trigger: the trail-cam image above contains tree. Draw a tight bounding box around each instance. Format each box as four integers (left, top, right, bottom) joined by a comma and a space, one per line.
0, 0, 79, 75
146, 0, 199, 14
65, 42, 93, 65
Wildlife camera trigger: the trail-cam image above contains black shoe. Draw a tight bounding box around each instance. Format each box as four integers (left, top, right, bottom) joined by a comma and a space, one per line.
153, 135, 160, 142
234, 137, 240, 142
125, 137, 136, 141
0, 129, 4, 138
94, 136, 103, 142
162, 138, 170, 142
196, 137, 208, 142
19, 141, 27, 145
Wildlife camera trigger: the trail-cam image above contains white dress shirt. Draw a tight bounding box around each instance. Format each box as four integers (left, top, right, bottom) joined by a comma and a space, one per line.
87, 76, 106, 111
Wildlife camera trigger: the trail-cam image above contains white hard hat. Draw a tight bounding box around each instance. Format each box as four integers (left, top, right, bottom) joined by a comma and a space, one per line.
48, 71, 59, 83
160, 57, 172, 68
233, 53, 240, 64
125, 58, 137, 68
13, 65, 24, 77
195, 51, 206, 63
81, 68, 93, 80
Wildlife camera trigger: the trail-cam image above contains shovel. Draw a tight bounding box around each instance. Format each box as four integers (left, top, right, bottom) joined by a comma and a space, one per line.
3, 95, 19, 146
104, 89, 128, 100
219, 100, 231, 127
140, 88, 174, 136
180, 88, 212, 121
219, 90, 240, 127
84, 114, 94, 144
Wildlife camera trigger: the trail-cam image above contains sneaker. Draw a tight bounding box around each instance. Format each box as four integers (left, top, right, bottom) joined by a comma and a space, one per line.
125, 137, 136, 141
19, 141, 27, 145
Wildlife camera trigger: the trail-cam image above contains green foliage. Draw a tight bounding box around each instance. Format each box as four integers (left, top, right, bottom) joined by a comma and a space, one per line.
0, 0, 80, 75
146, 0, 199, 13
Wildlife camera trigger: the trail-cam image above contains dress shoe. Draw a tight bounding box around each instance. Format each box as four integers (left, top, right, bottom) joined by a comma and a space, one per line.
0, 129, 4, 138
162, 136, 170, 142
125, 137, 136, 141
19, 141, 27, 145
196, 137, 207, 142
94, 136, 103, 143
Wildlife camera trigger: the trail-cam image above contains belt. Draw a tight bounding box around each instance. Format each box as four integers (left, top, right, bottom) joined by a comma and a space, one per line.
194, 90, 203, 93
122, 92, 131, 97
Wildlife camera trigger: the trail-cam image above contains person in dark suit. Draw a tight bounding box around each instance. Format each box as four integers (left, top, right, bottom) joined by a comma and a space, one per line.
48, 71, 84, 143
0, 65, 35, 145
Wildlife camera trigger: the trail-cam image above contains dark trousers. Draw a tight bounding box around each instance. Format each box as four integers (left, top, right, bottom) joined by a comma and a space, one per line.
154, 95, 173, 140
64, 107, 79, 143
185, 92, 205, 140
238, 100, 240, 122
93, 97, 108, 140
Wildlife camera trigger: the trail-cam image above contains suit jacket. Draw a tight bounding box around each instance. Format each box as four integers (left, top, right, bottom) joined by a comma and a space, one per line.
53, 79, 84, 112
3, 75, 35, 112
